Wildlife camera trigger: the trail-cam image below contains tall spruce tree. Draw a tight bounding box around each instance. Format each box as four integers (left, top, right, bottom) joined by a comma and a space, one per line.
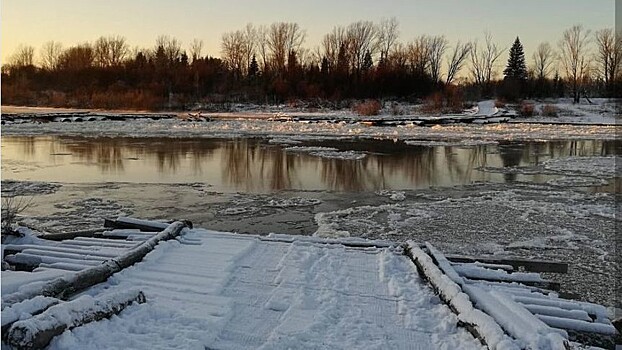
503, 37, 527, 81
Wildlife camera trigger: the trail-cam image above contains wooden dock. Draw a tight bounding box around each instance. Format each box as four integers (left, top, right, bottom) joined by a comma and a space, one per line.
1, 217, 619, 349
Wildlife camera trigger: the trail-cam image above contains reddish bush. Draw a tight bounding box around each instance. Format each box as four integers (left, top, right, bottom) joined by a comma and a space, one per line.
541, 104, 558, 117
422, 85, 465, 114
353, 99, 382, 116
520, 102, 535, 117
494, 99, 506, 108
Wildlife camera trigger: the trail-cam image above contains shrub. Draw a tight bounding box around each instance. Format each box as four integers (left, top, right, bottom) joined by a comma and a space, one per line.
353, 99, 382, 116
520, 102, 535, 117
494, 99, 506, 108
1, 196, 33, 236
390, 102, 404, 116
422, 85, 465, 114
541, 104, 558, 117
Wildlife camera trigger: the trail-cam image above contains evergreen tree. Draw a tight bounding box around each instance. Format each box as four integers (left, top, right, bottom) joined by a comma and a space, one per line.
248, 54, 259, 77
503, 37, 527, 81
362, 50, 373, 72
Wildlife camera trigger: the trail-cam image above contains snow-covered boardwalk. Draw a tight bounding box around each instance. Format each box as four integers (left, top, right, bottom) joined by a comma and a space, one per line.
42, 230, 481, 349
2, 220, 619, 349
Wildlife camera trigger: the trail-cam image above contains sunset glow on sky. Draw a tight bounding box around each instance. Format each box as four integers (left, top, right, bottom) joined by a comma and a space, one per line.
1, 0, 616, 64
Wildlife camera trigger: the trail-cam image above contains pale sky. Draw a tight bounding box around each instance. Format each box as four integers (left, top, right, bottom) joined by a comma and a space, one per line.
0, 0, 616, 66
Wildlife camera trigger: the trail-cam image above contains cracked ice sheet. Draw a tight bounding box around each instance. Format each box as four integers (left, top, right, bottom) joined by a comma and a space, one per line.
48, 231, 483, 350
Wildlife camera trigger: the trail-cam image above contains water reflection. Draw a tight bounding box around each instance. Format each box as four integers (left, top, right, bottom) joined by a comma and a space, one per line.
1, 136, 618, 193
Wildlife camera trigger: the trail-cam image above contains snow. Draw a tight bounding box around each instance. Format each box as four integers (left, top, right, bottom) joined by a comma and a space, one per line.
1, 296, 60, 329
475, 100, 499, 117
405, 241, 519, 350
1, 269, 74, 295
511, 98, 621, 125
2, 117, 617, 143
35, 230, 485, 349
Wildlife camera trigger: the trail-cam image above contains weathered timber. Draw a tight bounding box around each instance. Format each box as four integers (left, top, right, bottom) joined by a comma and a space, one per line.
1, 296, 61, 335
1, 221, 186, 308
403, 242, 512, 348
3, 244, 120, 258
445, 254, 568, 273
39, 228, 107, 241
5, 253, 102, 271
6, 289, 145, 350
104, 217, 169, 231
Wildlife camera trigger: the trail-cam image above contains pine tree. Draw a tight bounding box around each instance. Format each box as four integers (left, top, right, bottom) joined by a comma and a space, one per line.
248, 54, 259, 78
362, 50, 373, 72
503, 37, 527, 81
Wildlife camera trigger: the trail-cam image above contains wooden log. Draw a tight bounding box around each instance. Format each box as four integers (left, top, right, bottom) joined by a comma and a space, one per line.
39, 228, 107, 241
445, 254, 568, 274
104, 217, 169, 231
6, 289, 145, 350
1, 296, 61, 335
403, 242, 514, 348
5, 253, 102, 271
2, 244, 119, 258
1, 221, 186, 308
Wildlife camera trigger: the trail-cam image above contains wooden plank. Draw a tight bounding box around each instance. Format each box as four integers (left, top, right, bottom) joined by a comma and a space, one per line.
445, 254, 568, 273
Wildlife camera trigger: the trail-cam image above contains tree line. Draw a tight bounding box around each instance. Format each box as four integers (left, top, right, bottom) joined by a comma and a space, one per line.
2, 20, 620, 110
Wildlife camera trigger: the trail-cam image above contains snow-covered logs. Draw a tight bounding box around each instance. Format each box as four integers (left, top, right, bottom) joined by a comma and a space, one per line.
5, 289, 145, 349
2, 221, 186, 308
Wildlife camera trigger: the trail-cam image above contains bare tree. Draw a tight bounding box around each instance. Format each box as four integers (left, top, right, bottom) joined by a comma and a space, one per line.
242, 23, 257, 74
155, 35, 182, 63
189, 39, 203, 62
93, 36, 128, 67
108, 36, 129, 66
445, 41, 471, 84
221, 30, 246, 76
346, 21, 378, 72
594, 28, 621, 94
406, 36, 431, 76
377, 17, 399, 64
559, 25, 591, 103
40, 41, 64, 71
256, 25, 270, 72
59, 44, 94, 70
532, 42, 555, 80
322, 26, 350, 72
266, 22, 306, 73
428, 35, 448, 82
8, 45, 35, 68
470, 32, 504, 92
388, 43, 408, 70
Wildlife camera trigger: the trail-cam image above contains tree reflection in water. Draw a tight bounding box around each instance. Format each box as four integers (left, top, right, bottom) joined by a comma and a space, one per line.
2, 136, 618, 191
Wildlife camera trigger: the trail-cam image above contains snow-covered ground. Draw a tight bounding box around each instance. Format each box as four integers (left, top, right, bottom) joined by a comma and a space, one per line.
510, 98, 620, 125
18, 231, 483, 349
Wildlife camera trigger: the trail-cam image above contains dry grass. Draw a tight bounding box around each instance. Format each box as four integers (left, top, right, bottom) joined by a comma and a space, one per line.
541, 104, 558, 117
520, 102, 535, 117
1, 196, 33, 236
353, 100, 382, 116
